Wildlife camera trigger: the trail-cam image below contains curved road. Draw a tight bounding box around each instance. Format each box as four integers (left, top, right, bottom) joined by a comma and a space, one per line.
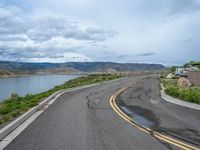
5, 76, 200, 150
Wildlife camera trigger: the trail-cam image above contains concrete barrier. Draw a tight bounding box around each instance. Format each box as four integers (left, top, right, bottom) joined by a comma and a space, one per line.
0, 90, 63, 140
0, 77, 126, 141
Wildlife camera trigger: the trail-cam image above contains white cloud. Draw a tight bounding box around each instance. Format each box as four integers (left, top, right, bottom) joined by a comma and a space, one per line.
15, 52, 92, 63
0, 4, 117, 62
0, 0, 200, 65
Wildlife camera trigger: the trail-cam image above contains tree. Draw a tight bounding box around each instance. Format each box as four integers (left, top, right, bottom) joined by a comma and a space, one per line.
170, 66, 177, 73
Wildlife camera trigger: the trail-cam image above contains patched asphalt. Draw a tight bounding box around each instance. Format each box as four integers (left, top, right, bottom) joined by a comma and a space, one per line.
118, 76, 200, 149
5, 76, 200, 150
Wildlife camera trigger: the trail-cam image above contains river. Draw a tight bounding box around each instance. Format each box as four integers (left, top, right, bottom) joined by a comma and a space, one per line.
0, 74, 82, 101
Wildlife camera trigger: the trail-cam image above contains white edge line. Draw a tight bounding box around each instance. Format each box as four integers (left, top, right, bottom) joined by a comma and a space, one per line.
0, 77, 126, 149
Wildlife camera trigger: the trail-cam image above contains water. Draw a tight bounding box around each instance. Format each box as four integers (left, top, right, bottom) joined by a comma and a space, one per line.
0, 74, 82, 101
120, 106, 154, 127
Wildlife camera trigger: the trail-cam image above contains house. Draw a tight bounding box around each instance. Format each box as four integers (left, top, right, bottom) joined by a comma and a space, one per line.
175, 68, 188, 76
175, 67, 199, 77
188, 71, 200, 86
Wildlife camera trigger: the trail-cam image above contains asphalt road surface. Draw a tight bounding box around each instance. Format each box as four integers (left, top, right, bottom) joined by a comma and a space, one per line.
5, 76, 200, 150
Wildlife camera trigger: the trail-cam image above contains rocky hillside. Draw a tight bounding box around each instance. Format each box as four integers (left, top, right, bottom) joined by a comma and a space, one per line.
0, 61, 165, 74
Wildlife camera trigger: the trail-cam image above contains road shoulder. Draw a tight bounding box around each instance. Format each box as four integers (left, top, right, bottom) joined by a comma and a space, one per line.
0, 77, 126, 150
160, 83, 200, 110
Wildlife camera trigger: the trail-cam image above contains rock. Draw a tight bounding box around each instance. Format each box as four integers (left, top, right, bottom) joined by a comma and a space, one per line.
166, 73, 174, 79
177, 77, 192, 88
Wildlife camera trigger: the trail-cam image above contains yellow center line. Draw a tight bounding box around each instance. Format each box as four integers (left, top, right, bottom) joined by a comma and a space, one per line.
109, 87, 200, 150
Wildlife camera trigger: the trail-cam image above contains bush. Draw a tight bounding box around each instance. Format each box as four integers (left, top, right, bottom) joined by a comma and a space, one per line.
165, 86, 200, 104
2, 115, 12, 122
10, 93, 19, 99
0, 74, 121, 124
0, 105, 14, 114
165, 86, 179, 97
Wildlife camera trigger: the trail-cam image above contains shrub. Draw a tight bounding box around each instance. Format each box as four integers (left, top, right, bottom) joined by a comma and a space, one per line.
2, 115, 11, 122
0, 105, 13, 114
0, 74, 121, 124
165, 86, 200, 104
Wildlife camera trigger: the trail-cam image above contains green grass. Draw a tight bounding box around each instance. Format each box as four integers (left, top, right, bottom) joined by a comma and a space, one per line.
161, 78, 177, 87
0, 74, 121, 125
161, 79, 200, 104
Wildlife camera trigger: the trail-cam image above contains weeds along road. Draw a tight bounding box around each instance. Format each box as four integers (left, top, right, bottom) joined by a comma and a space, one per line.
5, 76, 200, 150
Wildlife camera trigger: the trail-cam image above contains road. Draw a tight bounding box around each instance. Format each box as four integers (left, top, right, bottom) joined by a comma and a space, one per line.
5, 76, 200, 150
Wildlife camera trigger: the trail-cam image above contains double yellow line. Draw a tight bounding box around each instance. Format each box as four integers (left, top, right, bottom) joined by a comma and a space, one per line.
109, 87, 200, 150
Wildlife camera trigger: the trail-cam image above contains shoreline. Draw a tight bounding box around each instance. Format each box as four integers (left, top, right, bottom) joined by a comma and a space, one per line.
0, 74, 121, 128
0, 74, 85, 102
0, 72, 87, 78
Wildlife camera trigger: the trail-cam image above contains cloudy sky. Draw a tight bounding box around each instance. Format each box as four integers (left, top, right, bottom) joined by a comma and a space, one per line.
0, 0, 200, 65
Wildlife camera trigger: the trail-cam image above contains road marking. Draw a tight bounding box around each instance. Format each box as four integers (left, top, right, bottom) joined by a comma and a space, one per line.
109, 87, 200, 150
0, 111, 43, 150
0, 77, 127, 149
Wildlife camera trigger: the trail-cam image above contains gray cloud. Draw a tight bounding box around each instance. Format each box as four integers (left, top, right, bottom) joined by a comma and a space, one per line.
183, 38, 194, 43
169, 0, 200, 14
0, 7, 27, 34
0, 47, 92, 62
0, 4, 118, 62
0, 34, 27, 41
49, 55, 64, 59
134, 52, 156, 57
1, 0, 200, 64
91, 52, 156, 63
0, 7, 117, 43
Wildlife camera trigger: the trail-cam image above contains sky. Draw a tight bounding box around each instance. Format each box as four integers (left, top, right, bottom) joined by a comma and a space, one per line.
0, 0, 200, 66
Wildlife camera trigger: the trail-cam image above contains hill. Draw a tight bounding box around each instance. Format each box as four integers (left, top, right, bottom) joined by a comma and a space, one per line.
184, 61, 200, 69
0, 61, 165, 75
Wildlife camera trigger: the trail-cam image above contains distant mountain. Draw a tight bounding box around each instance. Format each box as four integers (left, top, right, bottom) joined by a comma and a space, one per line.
0, 61, 165, 75
62, 62, 165, 72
